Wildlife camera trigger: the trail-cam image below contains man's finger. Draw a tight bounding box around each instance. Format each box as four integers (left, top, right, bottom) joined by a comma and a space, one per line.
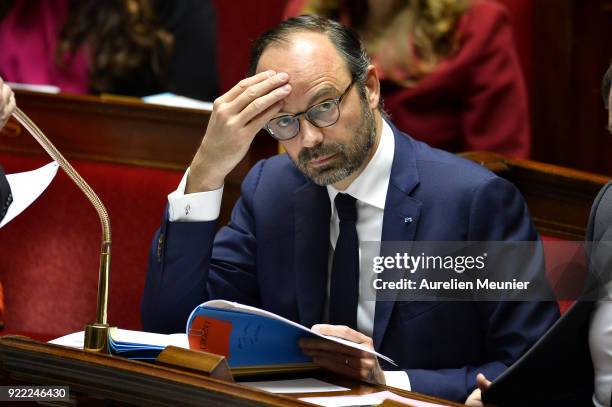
303, 348, 375, 371
243, 100, 285, 136
1, 84, 11, 108
299, 337, 369, 358
476, 373, 492, 392
6, 91, 15, 115
312, 324, 369, 344
240, 84, 291, 127
229, 72, 289, 115
311, 356, 362, 380
216, 70, 276, 105
0, 85, 12, 125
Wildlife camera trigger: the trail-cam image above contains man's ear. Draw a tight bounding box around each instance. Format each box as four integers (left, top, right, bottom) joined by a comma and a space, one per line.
364, 65, 380, 109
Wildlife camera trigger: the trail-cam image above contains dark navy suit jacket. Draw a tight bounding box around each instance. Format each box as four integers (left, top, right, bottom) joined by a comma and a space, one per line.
142, 124, 559, 401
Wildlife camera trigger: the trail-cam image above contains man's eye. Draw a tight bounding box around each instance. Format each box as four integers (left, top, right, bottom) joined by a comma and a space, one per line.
314, 101, 335, 113
275, 117, 294, 128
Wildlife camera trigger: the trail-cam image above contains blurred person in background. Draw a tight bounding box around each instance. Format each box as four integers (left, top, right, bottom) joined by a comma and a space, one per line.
0, 0, 218, 100
284, 0, 531, 158
588, 60, 612, 407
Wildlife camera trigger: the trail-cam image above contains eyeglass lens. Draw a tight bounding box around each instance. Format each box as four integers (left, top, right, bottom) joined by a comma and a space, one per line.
267, 100, 341, 140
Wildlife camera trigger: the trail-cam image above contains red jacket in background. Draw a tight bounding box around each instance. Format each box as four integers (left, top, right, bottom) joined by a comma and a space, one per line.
284, 0, 531, 158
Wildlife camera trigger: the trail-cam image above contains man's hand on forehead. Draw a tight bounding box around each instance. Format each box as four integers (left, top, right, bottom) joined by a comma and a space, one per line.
185, 70, 292, 193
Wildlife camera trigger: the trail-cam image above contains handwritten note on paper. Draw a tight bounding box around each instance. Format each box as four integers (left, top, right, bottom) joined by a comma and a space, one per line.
0, 162, 59, 228
240, 378, 349, 394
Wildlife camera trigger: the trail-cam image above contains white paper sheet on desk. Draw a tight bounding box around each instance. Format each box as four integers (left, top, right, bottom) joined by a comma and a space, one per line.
48, 329, 189, 351
48, 331, 85, 349
240, 378, 349, 394
7, 82, 60, 94
301, 390, 451, 407
142, 92, 213, 111
0, 161, 59, 228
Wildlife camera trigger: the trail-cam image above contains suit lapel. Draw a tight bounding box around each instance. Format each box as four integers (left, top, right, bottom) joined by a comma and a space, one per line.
293, 182, 331, 328
373, 127, 422, 350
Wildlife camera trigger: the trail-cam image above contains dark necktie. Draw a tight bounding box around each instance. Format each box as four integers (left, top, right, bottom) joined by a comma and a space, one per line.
329, 193, 359, 329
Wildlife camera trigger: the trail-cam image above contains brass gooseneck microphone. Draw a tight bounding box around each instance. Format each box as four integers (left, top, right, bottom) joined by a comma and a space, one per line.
12, 107, 112, 352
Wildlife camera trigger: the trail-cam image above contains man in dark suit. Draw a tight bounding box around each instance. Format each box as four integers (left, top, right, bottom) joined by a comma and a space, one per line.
141, 16, 559, 402
0, 77, 15, 222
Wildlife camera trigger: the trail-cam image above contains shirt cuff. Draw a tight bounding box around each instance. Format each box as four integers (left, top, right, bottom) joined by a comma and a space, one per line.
167, 168, 223, 222
383, 370, 411, 391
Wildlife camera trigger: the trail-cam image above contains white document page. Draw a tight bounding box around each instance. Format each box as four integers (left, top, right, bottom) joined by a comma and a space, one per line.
142, 93, 213, 111
108, 328, 188, 348
48, 329, 188, 349
48, 331, 85, 349
300, 394, 382, 406
301, 391, 451, 407
1, 161, 59, 228
240, 378, 349, 394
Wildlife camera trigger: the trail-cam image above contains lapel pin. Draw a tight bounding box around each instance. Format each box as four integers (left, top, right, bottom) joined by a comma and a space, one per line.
404, 217, 413, 224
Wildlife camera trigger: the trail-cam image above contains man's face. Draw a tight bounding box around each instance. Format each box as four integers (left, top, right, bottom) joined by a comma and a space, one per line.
256, 32, 379, 188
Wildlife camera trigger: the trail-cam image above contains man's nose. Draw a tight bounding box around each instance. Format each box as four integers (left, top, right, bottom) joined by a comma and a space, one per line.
300, 119, 324, 148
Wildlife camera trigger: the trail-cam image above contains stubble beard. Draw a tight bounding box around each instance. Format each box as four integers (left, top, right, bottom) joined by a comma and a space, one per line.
293, 98, 377, 186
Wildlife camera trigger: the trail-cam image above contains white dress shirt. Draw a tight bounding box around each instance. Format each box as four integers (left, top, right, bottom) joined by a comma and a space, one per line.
168, 119, 410, 390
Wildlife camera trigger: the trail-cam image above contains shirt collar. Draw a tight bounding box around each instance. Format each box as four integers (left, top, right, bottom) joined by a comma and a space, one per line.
327, 119, 395, 215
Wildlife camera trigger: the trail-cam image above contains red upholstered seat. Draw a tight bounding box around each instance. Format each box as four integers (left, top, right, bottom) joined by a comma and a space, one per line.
0, 153, 182, 340
541, 235, 588, 315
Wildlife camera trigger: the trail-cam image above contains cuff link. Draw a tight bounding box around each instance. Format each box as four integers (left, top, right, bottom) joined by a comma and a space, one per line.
156, 233, 165, 263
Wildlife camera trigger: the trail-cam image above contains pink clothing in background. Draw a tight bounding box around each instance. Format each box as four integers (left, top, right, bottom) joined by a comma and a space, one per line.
0, 0, 89, 94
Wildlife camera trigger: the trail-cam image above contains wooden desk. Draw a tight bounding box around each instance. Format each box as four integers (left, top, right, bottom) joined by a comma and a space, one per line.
462, 152, 611, 240
0, 336, 463, 406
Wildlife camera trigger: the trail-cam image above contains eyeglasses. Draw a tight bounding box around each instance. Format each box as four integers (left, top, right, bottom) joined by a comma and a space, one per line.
264, 79, 355, 141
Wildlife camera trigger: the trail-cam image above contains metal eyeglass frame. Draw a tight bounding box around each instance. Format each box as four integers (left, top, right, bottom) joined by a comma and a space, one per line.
264, 79, 356, 141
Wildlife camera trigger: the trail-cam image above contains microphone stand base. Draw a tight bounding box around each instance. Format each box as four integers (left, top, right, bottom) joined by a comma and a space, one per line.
84, 323, 111, 353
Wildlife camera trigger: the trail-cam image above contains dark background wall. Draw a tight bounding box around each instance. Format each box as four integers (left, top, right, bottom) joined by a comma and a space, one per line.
531, 0, 612, 176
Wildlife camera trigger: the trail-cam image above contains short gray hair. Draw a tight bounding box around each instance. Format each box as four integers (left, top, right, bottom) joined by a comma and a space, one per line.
247, 14, 387, 115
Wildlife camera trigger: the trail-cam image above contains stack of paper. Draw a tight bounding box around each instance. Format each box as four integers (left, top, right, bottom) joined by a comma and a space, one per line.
107, 328, 189, 360
49, 328, 189, 360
